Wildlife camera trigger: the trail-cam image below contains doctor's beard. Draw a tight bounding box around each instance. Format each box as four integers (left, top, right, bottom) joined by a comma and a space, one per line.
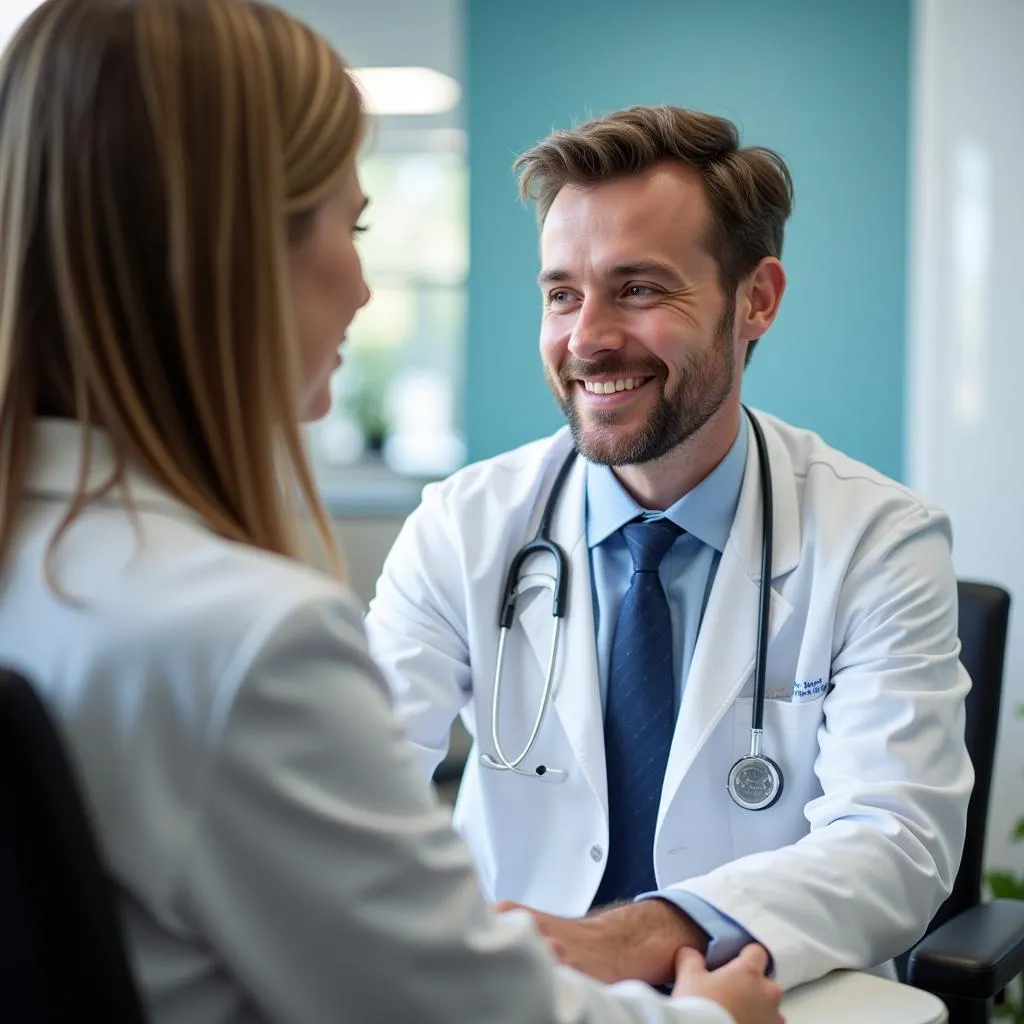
551, 294, 736, 467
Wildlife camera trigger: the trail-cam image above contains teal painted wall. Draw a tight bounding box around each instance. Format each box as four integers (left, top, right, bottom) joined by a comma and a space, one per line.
465, 0, 910, 480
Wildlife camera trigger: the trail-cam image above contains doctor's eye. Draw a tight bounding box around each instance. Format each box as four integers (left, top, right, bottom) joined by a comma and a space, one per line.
624, 284, 656, 298
547, 289, 580, 310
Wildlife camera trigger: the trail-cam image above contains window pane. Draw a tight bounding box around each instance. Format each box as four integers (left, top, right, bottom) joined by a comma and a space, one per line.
356, 152, 467, 283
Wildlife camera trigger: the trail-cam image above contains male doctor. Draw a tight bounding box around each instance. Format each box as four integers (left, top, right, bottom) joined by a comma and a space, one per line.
364, 105, 973, 994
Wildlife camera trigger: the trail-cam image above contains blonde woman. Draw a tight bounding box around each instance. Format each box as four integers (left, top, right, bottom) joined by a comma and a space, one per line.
0, 2, 783, 1022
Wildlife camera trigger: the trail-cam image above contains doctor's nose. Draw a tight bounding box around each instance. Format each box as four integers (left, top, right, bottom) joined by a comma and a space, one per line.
568, 300, 627, 361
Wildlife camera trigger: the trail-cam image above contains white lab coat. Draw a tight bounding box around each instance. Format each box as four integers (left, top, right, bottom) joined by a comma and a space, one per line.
366, 411, 974, 992
0, 419, 735, 1024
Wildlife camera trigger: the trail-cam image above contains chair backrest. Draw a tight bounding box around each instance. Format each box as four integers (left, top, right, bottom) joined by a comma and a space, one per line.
931, 580, 1012, 931
0, 668, 146, 1022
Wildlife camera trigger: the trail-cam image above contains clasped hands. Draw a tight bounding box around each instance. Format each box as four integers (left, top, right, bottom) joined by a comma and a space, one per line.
495, 898, 783, 1024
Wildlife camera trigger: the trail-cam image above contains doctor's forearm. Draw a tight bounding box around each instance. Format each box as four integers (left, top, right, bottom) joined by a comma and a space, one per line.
498, 898, 708, 986
591, 899, 710, 985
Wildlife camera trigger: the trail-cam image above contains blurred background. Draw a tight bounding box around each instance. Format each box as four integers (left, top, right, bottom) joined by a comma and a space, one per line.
240, 0, 1024, 881
8, 0, 1023, 880
281, 0, 1024, 881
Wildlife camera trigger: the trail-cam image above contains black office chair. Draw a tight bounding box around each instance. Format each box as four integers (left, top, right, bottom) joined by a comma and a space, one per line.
905, 581, 1024, 1024
0, 668, 146, 1022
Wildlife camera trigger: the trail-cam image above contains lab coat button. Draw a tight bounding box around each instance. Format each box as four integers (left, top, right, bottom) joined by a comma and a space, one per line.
589, 845, 604, 862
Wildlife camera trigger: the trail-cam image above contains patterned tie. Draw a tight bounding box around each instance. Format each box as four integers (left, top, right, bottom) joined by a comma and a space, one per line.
593, 517, 682, 907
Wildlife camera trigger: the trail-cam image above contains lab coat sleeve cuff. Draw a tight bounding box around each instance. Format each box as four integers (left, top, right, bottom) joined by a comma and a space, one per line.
639, 890, 775, 975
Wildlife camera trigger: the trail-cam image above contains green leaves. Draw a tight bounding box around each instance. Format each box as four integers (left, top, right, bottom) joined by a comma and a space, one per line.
989, 869, 1024, 902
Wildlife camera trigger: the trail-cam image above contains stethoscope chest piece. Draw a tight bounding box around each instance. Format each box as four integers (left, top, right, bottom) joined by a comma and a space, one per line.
727, 753, 783, 811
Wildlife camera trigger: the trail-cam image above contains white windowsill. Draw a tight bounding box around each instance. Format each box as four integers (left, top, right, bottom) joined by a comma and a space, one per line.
315, 457, 436, 518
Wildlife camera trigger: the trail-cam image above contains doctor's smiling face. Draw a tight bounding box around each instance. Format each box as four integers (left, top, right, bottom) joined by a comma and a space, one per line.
520, 106, 792, 500
539, 162, 745, 467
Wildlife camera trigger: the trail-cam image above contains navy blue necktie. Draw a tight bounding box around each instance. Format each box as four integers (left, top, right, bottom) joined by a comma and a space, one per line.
593, 517, 682, 907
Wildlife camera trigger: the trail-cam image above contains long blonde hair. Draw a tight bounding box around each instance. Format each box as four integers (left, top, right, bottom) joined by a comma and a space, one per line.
0, 0, 361, 577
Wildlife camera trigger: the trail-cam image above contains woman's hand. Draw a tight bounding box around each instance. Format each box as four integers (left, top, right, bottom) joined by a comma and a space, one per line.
672, 945, 784, 1024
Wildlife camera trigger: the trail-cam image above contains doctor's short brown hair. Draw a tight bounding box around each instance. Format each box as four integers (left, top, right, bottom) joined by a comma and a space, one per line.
515, 105, 794, 353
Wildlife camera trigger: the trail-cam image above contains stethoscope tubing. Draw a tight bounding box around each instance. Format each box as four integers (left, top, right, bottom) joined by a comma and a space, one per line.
483, 406, 779, 803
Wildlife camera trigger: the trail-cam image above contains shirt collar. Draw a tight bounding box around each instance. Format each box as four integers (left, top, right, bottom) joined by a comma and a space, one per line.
585, 414, 749, 553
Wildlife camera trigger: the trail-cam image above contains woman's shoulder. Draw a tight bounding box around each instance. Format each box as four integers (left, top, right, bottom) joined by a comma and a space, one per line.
122, 508, 368, 672
32, 495, 374, 717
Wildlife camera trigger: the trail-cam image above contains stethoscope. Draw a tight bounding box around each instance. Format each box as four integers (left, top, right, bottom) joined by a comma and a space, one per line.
480, 406, 784, 811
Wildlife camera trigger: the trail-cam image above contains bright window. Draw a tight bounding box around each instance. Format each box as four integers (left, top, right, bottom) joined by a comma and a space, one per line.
307, 147, 467, 480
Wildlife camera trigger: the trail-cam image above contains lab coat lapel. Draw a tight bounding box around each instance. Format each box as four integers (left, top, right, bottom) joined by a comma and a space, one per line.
516, 454, 607, 812
660, 414, 801, 813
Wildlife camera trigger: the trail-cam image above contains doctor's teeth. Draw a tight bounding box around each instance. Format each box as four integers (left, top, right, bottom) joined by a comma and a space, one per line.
584, 378, 644, 394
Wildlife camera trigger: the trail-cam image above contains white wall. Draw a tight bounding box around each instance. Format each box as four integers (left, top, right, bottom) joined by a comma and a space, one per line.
273, 0, 462, 148
276, 0, 460, 78
907, 0, 1024, 874
0, 1, 44, 48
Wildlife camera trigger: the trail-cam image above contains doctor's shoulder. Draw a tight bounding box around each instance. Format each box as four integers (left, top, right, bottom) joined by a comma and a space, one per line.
770, 414, 952, 546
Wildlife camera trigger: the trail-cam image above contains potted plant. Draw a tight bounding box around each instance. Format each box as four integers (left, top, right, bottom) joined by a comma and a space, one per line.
988, 707, 1024, 1021
341, 346, 394, 455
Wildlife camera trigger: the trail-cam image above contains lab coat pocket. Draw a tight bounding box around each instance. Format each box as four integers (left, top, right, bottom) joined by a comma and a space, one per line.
729, 695, 826, 855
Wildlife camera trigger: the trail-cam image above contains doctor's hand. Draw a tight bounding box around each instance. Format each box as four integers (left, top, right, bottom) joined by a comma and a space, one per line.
495, 898, 708, 986
673, 945, 784, 1024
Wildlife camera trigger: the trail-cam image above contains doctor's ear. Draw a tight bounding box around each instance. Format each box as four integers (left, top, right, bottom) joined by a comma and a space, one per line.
736, 257, 786, 345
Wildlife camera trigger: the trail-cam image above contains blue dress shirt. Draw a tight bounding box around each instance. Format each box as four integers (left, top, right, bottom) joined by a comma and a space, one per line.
585, 416, 760, 969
